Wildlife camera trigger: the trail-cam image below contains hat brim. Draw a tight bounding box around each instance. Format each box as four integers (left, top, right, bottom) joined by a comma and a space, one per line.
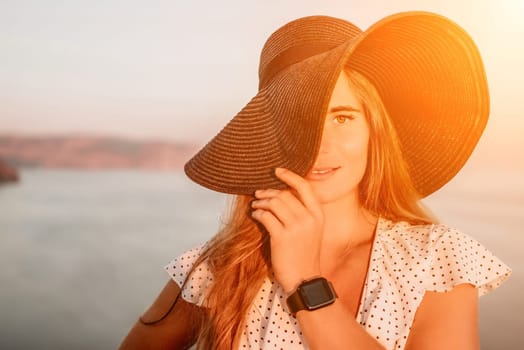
185, 11, 489, 197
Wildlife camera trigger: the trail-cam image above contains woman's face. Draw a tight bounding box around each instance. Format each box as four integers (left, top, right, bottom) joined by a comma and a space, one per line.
305, 71, 370, 204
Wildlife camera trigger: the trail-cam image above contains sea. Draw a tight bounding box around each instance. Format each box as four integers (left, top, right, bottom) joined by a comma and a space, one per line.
0, 168, 521, 349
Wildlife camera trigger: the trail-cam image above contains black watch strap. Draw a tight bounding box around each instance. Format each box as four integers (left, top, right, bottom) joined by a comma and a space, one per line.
286, 287, 307, 315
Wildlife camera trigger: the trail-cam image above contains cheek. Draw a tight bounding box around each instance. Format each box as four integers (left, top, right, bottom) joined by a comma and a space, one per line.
340, 133, 369, 190
341, 133, 369, 168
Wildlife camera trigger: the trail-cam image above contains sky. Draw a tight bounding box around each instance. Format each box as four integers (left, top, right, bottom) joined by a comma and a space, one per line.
1, 0, 523, 156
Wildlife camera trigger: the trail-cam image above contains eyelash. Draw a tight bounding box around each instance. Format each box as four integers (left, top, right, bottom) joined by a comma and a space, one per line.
333, 115, 355, 124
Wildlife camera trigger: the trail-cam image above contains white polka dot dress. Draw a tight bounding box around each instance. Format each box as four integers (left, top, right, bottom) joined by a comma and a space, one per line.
164, 217, 511, 349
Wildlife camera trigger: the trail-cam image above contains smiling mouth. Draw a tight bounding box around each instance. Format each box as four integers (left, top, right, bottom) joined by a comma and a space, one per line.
306, 166, 341, 180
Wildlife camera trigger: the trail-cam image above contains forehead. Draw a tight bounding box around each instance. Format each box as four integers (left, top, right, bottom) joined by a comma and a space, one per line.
327, 71, 362, 110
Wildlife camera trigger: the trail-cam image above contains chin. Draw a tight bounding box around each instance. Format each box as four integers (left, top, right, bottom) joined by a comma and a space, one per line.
312, 184, 359, 205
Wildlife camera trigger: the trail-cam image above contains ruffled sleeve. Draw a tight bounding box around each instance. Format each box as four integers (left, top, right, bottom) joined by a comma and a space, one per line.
164, 243, 213, 306
425, 225, 511, 296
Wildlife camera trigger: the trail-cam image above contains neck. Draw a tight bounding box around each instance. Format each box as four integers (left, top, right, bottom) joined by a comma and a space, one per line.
320, 192, 377, 256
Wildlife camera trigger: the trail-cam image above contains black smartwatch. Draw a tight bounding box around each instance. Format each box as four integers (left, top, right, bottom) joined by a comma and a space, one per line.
286, 277, 337, 316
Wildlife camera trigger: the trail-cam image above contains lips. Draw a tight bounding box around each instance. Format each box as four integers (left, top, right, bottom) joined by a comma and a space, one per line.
306, 166, 341, 180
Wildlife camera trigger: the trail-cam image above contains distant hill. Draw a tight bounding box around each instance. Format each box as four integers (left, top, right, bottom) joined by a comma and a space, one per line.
0, 157, 19, 182
0, 134, 199, 170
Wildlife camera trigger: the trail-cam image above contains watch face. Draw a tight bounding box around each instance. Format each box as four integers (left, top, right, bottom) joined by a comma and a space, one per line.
299, 278, 336, 309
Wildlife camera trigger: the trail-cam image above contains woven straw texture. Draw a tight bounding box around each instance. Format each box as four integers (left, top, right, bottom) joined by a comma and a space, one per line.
184, 12, 489, 196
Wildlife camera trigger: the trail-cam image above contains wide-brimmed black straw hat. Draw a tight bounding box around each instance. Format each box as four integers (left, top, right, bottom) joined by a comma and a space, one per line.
184, 11, 489, 197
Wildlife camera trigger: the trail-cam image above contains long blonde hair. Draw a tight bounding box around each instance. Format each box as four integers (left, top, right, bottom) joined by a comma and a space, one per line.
189, 68, 435, 349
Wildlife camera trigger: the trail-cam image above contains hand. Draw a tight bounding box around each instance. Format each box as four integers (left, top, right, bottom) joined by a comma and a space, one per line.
251, 167, 324, 294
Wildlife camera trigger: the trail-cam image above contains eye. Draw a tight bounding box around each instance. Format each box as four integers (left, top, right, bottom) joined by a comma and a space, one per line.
333, 115, 354, 124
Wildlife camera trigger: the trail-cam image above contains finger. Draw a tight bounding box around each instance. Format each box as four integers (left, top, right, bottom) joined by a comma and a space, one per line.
255, 189, 308, 217
274, 168, 320, 212
252, 195, 299, 226
251, 209, 283, 235
254, 189, 282, 199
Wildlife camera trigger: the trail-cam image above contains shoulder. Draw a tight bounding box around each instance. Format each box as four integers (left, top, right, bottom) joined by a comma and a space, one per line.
377, 217, 462, 250
376, 217, 511, 295
165, 243, 208, 278
378, 217, 498, 260
164, 242, 214, 306
375, 217, 447, 262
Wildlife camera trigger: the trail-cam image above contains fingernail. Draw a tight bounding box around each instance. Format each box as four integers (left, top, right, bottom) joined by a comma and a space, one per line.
275, 167, 285, 175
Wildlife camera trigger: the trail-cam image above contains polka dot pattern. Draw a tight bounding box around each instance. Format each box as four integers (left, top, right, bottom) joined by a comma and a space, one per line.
165, 217, 511, 349
164, 243, 213, 306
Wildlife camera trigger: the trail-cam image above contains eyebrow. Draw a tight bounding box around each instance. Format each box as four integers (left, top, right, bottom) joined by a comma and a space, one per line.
328, 105, 362, 113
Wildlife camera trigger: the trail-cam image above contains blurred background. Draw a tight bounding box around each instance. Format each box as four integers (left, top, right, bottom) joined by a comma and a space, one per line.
1, 0, 522, 349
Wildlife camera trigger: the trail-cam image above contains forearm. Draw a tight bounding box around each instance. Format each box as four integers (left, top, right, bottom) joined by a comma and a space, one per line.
296, 300, 386, 350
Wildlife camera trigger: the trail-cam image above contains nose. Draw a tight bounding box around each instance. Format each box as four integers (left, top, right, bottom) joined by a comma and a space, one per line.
317, 125, 333, 155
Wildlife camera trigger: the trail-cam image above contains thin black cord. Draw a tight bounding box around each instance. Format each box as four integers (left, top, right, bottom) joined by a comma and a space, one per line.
138, 290, 182, 325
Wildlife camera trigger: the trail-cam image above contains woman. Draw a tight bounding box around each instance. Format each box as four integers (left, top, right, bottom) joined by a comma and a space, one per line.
120, 12, 511, 349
